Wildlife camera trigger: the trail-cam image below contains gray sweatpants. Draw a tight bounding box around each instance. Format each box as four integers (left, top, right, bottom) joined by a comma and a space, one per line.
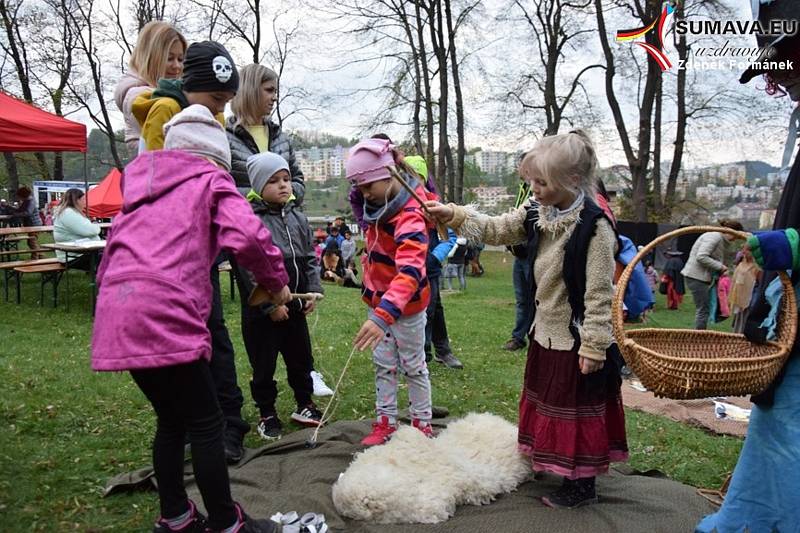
372, 310, 432, 424
685, 276, 712, 330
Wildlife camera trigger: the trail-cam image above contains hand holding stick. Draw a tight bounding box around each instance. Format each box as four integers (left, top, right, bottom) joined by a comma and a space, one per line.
387, 166, 449, 240
249, 285, 324, 307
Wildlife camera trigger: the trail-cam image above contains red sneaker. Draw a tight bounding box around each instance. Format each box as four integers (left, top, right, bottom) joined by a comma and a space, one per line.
361, 416, 396, 446
412, 419, 435, 438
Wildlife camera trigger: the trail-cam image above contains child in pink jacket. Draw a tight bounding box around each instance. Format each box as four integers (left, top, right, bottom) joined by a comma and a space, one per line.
92, 105, 289, 533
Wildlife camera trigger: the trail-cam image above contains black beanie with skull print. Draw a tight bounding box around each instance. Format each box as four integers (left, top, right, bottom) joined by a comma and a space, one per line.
182, 41, 239, 94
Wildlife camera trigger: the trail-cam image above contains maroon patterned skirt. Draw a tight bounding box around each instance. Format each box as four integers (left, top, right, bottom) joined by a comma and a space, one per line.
518, 340, 628, 479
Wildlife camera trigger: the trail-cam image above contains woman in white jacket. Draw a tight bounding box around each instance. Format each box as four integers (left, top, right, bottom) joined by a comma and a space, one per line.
680, 219, 743, 329
113, 21, 186, 156
53, 189, 101, 270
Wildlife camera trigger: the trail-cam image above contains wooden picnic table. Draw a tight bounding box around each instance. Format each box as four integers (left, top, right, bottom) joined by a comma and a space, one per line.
0, 214, 16, 227
41, 240, 107, 314
0, 222, 111, 237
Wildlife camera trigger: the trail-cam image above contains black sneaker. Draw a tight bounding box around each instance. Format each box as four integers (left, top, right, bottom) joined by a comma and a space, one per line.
434, 353, 464, 369
431, 405, 450, 419
223, 428, 245, 465
291, 404, 323, 427
152, 500, 207, 532
257, 415, 282, 440
541, 477, 598, 509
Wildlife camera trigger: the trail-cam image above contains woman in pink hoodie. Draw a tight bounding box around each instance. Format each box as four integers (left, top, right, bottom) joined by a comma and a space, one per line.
92, 105, 289, 533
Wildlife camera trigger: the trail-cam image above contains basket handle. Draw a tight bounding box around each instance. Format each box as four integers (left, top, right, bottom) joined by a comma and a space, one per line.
612, 225, 749, 345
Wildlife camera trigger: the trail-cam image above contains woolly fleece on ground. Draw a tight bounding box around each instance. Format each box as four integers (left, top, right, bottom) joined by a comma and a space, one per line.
331, 412, 529, 524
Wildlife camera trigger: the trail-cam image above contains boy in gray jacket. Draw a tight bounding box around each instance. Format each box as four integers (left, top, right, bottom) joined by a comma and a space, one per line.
236, 152, 324, 439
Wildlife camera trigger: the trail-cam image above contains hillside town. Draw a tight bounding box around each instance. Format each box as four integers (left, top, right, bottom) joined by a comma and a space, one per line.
296, 143, 784, 227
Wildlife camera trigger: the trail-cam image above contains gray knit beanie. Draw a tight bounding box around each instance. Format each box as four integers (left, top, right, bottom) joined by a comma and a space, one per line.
247, 152, 290, 195
164, 104, 231, 170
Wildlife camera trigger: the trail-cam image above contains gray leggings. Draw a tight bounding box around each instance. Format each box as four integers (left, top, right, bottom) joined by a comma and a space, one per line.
685, 276, 712, 330
372, 311, 432, 423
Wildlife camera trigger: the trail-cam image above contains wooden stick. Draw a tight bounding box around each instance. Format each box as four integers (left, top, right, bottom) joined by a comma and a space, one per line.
248, 286, 324, 307
387, 166, 450, 240
290, 292, 324, 301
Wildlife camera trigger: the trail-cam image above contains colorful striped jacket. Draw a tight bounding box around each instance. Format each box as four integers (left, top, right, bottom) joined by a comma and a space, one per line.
361, 179, 435, 329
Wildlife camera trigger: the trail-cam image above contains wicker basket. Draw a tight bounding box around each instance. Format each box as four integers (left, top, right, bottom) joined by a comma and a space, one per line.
612, 225, 797, 399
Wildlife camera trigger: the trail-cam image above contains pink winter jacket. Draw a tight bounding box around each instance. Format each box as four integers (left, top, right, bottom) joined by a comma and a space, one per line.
91, 150, 288, 371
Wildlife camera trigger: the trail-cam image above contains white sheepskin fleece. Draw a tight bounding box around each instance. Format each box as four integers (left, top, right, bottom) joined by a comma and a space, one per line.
331, 412, 530, 524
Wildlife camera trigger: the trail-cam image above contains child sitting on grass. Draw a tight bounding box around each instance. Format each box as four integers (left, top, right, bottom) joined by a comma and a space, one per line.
235, 152, 324, 440
347, 138, 435, 446
92, 105, 289, 533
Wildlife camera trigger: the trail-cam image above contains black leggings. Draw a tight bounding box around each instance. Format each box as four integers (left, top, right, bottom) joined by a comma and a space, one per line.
131, 360, 237, 530
241, 309, 314, 416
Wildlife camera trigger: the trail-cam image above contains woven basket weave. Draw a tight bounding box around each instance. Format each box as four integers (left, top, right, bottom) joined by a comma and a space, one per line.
612, 226, 797, 399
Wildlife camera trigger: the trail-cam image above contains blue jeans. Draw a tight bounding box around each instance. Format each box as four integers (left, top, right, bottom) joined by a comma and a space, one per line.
511, 256, 534, 344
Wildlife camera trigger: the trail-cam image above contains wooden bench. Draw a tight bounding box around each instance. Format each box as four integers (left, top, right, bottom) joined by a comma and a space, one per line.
13, 263, 66, 307
0, 248, 52, 261
1, 258, 61, 302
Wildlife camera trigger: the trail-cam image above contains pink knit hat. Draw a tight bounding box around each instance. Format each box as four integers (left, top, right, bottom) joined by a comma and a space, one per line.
345, 138, 396, 185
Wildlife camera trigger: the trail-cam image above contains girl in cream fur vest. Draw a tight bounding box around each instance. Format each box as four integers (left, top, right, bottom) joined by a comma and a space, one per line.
426, 130, 628, 509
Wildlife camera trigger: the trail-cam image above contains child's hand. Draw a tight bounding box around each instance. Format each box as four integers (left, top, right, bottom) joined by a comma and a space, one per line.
272, 285, 291, 305
354, 319, 385, 351
423, 201, 454, 224
579, 356, 604, 374
269, 305, 290, 322
303, 299, 316, 315
248, 284, 291, 307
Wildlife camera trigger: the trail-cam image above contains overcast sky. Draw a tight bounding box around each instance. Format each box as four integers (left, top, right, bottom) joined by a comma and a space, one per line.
70, 0, 797, 170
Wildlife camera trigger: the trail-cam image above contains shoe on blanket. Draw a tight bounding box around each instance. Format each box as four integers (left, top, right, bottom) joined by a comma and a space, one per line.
412, 419, 435, 438
541, 477, 598, 509
257, 415, 282, 440
208, 502, 280, 533
361, 416, 396, 446
153, 500, 207, 532
223, 427, 246, 465
291, 404, 323, 427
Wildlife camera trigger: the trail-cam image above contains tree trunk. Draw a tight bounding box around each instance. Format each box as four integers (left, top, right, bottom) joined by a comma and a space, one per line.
398, 2, 423, 155
3, 152, 20, 194
665, 0, 688, 219
445, 142, 455, 203
415, 0, 436, 183
51, 89, 67, 180
427, 0, 449, 199
444, 0, 465, 203
594, 0, 659, 222
652, 74, 662, 214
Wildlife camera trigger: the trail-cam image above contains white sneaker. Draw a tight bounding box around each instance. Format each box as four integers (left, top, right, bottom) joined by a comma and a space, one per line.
311, 370, 333, 396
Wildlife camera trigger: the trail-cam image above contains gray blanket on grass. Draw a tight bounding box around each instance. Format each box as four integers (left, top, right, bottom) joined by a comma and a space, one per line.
105, 419, 716, 532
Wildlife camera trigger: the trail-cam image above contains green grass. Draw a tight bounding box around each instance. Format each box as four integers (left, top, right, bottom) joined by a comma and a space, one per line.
0, 250, 742, 531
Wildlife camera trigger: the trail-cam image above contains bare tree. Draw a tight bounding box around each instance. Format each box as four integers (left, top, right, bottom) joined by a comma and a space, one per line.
267, 12, 315, 127
27, 0, 80, 179
67, 0, 123, 169
444, 0, 480, 203
594, 0, 662, 222
0, 0, 50, 182
505, 0, 602, 136
414, 0, 436, 177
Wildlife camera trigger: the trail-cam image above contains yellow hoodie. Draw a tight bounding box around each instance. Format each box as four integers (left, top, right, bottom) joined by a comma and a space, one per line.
132, 89, 226, 151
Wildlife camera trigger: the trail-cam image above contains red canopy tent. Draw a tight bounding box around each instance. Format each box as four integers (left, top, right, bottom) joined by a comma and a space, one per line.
0, 92, 87, 152
86, 168, 122, 218
0, 91, 91, 209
